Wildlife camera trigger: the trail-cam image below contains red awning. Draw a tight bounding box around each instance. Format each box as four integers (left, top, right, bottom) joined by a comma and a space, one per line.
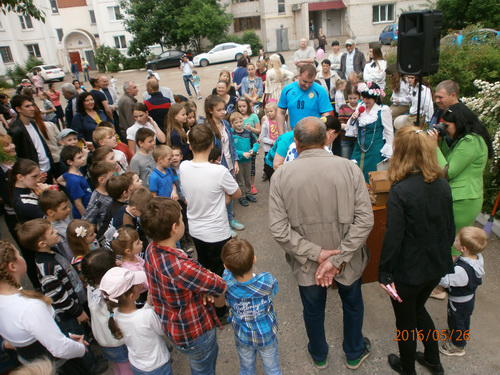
308, 1, 346, 11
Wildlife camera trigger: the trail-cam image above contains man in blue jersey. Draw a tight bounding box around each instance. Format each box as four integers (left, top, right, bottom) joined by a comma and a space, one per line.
276, 64, 333, 135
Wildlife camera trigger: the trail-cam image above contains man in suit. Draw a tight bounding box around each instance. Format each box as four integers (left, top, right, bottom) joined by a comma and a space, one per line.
8, 95, 54, 181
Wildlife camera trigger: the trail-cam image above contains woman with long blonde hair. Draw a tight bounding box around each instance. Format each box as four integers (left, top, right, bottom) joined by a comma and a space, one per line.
265, 54, 295, 103
378, 126, 454, 375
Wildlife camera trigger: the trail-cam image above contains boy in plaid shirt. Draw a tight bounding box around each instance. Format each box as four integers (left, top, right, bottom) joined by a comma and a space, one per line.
221, 238, 281, 375
141, 197, 227, 374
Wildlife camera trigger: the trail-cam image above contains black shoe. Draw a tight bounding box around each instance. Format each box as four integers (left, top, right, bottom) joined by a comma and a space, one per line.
93, 355, 109, 375
415, 352, 444, 375
388, 354, 417, 375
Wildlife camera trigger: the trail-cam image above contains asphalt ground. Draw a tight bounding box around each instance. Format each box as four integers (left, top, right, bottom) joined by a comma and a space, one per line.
3, 45, 500, 374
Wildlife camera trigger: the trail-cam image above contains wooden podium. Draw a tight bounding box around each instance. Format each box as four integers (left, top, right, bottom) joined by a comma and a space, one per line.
362, 205, 387, 284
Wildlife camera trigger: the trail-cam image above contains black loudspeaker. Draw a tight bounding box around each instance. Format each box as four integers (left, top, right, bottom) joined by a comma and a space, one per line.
397, 10, 442, 76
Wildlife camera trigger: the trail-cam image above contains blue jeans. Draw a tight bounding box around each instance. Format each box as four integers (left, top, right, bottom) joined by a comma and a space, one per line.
173, 328, 218, 375
298, 277, 364, 362
100, 344, 129, 363
341, 138, 356, 160
183, 75, 197, 96
83, 68, 90, 82
448, 297, 475, 348
235, 336, 282, 375
130, 361, 172, 375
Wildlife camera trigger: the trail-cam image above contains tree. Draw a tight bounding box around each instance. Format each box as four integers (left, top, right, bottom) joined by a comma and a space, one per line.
1, 0, 45, 21
176, 0, 233, 53
120, 0, 232, 54
437, 0, 500, 30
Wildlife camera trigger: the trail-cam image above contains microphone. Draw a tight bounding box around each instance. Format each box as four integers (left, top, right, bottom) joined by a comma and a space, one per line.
352, 104, 366, 127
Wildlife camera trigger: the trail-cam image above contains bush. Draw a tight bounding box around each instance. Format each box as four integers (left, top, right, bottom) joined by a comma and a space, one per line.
427, 26, 500, 97
241, 30, 262, 56
6, 64, 28, 85
122, 56, 147, 70
94, 45, 123, 72
0, 78, 14, 89
462, 80, 500, 216
25, 56, 44, 71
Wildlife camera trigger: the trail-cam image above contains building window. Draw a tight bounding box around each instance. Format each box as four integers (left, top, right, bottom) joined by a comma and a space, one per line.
89, 10, 96, 24
49, 0, 59, 13
114, 35, 127, 49
0, 46, 13, 63
56, 28, 64, 42
19, 15, 33, 30
278, 0, 286, 13
234, 17, 261, 32
373, 4, 395, 23
26, 44, 41, 58
108, 6, 122, 21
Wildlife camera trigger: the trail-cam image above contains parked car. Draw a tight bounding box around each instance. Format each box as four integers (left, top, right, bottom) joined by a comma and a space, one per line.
379, 24, 398, 45
26, 65, 65, 82
145, 50, 193, 70
193, 43, 252, 67
440, 28, 499, 46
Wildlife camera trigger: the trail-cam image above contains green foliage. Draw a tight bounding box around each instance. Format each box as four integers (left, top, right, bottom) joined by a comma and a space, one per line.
461, 80, 500, 216
427, 31, 500, 97
94, 45, 123, 73
6, 64, 27, 84
437, 0, 500, 30
0, 78, 14, 89
1, 0, 45, 21
107, 62, 120, 72
121, 0, 232, 55
25, 55, 44, 71
122, 56, 147, 70
241, 31, 262, 56
5, 55, 44, 85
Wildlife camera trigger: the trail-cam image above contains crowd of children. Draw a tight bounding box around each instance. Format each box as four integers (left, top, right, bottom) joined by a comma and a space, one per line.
0, 58, 491, 375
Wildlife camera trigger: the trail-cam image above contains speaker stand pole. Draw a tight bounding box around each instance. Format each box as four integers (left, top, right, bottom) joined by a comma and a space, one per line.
415, 75, 422, 127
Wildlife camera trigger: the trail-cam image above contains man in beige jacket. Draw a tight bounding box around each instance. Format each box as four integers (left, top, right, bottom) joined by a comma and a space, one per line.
269, 117, 374, 371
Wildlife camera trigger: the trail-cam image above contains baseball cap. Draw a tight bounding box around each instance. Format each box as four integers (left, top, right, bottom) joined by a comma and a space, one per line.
346, 39, 355, 46
100, 267, 147, 303
59, 128, 77, 140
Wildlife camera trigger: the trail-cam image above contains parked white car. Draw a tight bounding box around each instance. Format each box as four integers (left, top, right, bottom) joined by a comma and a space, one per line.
27, 65, 65, 82
193, 43, 252, 67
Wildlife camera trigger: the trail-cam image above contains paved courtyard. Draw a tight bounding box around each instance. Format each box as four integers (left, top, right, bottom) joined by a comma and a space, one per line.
4, 45, 500, 374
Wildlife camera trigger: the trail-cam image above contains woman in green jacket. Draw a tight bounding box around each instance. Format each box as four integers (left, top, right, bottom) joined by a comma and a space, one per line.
431, 102, 493, 258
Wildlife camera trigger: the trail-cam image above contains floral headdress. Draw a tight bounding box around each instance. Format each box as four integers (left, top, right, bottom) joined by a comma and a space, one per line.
357, 81, 386, 98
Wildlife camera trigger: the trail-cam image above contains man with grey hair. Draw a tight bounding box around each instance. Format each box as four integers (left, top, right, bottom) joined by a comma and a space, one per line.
118, 81, 138, 136
269, 116, 374, 371
61, 83, 78, 128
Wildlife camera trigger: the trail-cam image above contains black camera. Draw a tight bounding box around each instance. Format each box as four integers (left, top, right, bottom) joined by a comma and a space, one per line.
433, 122, 447, 137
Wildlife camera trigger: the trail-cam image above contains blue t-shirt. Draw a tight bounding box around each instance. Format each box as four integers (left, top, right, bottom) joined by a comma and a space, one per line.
63, 172, 92, 219
278, 81, 333, 129
148, 167, 177, 198
265, 131, 295, 168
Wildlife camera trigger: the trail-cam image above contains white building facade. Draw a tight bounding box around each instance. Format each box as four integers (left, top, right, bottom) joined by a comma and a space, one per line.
0, 0, 134, 76
223, 0, 428, 51
0, 0, 428, 77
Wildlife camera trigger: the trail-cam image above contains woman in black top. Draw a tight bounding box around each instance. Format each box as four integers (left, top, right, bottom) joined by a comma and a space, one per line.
379, 126, 454, 375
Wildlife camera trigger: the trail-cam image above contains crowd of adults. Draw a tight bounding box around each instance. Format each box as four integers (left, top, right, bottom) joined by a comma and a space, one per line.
0, 35, 493, 375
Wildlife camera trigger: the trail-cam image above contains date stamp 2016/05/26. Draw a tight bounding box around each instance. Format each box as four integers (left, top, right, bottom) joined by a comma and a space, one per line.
395, 329, 470, 342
